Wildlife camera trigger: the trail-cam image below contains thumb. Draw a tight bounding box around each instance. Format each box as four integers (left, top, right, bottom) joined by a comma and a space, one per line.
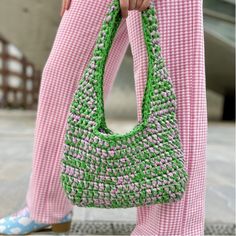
66, 0, 72, 10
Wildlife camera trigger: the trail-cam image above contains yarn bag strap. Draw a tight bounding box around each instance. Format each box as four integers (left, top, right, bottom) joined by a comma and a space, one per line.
61, 0, 189, 208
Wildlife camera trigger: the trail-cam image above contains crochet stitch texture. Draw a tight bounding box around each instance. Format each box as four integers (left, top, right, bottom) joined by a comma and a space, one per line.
60, 0, 189, 208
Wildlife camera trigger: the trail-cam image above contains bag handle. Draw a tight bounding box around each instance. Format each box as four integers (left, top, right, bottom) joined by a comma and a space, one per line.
80, 0, 166, 130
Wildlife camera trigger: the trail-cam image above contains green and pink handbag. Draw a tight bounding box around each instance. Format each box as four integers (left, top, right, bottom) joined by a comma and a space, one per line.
60, 0, 189, 208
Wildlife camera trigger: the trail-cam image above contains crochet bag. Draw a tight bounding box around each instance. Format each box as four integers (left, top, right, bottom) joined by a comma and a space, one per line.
60, 0, 189, 208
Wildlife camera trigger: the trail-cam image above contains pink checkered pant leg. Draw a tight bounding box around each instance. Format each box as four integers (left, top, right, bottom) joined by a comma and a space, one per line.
128, 1, 208, 235
26, 0, 129, 224
26, 0, 208, 235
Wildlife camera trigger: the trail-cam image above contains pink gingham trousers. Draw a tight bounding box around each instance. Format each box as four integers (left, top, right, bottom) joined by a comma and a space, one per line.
26, 0, 208, 235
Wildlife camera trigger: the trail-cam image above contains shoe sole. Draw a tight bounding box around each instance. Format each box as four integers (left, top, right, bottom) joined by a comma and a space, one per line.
52, 221, 71, 233
21, 221, 72, 235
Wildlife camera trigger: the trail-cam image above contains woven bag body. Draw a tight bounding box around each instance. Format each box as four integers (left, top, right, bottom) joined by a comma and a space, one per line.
61, 0, 189, 208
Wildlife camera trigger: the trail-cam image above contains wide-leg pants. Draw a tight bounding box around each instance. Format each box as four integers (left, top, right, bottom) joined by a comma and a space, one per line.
26, 0, 208, 235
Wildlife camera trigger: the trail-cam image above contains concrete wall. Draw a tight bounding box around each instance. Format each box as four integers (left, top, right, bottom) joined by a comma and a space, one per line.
0, 0, 61, 70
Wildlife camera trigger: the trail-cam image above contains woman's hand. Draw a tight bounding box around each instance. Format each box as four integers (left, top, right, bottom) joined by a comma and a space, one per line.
120, 0, 151, 18
60, 0, 151, 18
60, 0, 71, 17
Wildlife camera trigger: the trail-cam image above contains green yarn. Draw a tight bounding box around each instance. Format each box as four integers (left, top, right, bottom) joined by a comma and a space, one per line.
60, 0, 189, 208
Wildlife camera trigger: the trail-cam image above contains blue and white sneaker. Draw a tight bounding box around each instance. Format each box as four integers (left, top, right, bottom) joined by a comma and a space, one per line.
0, 206, 73, 235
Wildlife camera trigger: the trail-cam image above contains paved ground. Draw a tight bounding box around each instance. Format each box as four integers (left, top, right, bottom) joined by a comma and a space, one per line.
0, 110, 235, 235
